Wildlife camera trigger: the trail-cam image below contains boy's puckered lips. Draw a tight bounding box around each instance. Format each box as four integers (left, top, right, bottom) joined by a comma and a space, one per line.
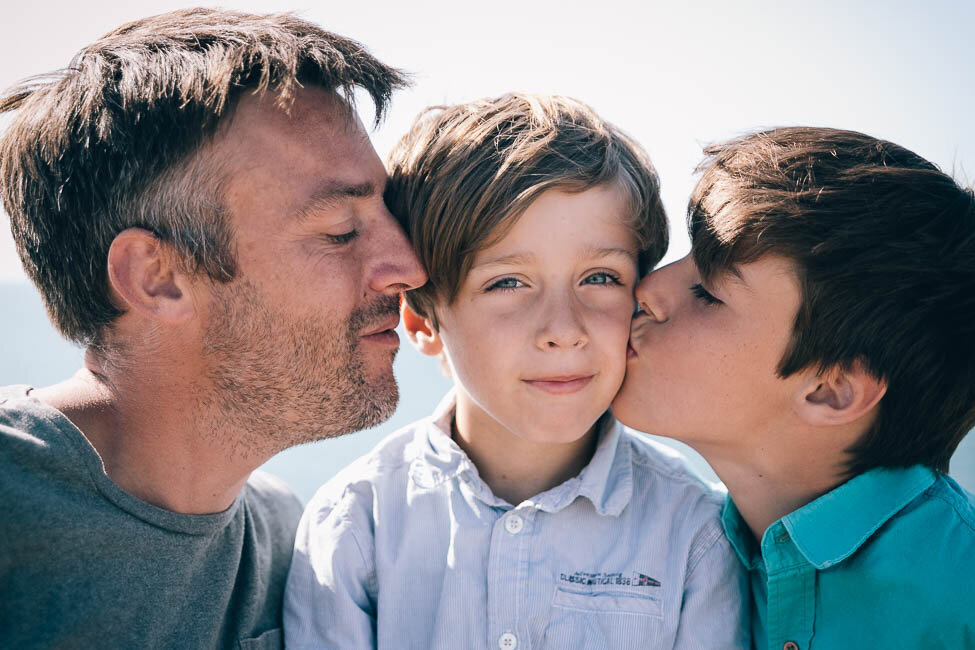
522, 375, 594, 395
627, 312, 653, 359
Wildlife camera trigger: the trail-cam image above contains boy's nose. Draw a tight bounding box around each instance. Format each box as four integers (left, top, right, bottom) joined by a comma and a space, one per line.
634, 262, 677, 323
535, 294, 589, 350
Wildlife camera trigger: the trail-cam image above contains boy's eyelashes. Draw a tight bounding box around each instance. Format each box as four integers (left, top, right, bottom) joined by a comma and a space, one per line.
486, 276, 525, 292
582, 271, 623, 286
690, 283, 722, 306
483, 271, 626, 293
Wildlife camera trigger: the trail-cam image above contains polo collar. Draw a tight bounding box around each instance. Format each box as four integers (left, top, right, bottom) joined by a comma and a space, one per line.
409, 391, 632, 515
722, 465, 938, 571
781, 465, 936, 569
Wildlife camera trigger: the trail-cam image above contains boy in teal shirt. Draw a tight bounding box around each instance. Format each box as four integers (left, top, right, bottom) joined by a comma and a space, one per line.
614, 126, 975, 649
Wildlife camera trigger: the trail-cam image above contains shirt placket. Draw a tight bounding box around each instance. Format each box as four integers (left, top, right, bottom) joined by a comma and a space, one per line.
487, 505, 535, 650
760, 521, 816, 650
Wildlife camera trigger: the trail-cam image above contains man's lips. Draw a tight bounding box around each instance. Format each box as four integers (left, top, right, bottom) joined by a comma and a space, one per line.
522, 375, 594, 395
360, 315, 401, 346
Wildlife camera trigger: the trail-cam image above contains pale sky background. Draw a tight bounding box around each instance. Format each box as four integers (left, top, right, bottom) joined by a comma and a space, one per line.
2, 1, 975, 496
2, 0, 974, 278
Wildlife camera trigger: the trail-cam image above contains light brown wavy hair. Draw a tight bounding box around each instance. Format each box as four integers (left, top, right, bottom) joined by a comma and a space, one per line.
386, 93, 668, 329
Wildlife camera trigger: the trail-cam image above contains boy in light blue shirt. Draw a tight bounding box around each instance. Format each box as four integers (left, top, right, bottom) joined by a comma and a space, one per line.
613, 127, 975, 649
284, 94, 748, 649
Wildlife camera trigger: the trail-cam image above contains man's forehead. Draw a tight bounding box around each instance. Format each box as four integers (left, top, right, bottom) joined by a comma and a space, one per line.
219, 85, 366, 145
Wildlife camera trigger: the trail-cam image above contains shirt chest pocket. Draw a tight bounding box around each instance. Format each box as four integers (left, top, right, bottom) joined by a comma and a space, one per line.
541, 587, 665, 649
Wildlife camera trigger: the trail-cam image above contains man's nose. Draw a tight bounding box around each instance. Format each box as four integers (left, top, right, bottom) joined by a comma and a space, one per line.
368, 206, 428, 294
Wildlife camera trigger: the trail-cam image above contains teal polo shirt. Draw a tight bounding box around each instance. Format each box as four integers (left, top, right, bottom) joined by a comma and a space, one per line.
722, 465, 975, 650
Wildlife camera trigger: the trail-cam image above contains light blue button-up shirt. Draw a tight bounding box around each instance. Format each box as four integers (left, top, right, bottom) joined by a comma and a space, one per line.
285, 394, 748, 649
722, 465, 975, 650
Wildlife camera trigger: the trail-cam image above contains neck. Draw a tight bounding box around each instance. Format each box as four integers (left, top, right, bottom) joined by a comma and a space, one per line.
32, 350, 263, 515
693, 435, 853, 543
452, 397, 599, 506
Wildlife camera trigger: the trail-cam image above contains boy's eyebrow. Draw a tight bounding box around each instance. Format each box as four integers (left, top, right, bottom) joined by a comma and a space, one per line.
471, 253, 536, 269
705, 264, 751, 292
583, 245, 638, 261
295, 180, 376, 222
474, 247, 636, 270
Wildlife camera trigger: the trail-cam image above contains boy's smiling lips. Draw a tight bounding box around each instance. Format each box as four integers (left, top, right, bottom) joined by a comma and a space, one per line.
522, 375, 594, 394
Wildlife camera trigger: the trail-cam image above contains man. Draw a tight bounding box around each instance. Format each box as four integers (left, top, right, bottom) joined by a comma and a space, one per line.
0, 8, 425, 648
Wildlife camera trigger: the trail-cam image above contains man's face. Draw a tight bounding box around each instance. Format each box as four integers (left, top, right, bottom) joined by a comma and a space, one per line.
198, 87, 426, 453
612, 254, 805, 450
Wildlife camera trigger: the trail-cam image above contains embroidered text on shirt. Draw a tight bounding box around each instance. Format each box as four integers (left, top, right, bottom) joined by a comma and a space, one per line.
559, 571, 661, 588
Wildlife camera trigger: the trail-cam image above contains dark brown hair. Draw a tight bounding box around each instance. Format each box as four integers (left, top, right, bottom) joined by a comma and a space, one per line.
689, 126, 975, 474
0, 8, 407, 347
386, 93, 668, 327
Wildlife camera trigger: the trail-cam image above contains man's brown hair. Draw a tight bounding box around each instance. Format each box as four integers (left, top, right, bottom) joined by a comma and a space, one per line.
689, 126, 975, 475
0, 8, 407, 347
386, 93, 668, 328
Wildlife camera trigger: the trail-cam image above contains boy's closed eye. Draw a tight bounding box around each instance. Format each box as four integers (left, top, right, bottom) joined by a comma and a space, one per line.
690, 282, 722, 306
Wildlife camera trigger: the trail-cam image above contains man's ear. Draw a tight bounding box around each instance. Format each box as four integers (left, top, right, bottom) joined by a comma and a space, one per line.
107, 228, 197, 324
400, 299, 442, 356
796, 361, 887, 427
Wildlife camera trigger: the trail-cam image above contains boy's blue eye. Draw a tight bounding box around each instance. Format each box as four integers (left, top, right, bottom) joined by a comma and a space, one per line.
690, 283, 722, 306
486, 277, 524, 292
582, 272, 623, 286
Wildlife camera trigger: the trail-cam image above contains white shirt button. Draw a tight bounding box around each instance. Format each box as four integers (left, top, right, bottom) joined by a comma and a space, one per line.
504, 514, 524, 534
498, 632, 518, 649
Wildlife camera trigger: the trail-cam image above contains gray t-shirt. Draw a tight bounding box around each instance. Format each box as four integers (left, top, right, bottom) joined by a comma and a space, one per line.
0, 385, 304, 649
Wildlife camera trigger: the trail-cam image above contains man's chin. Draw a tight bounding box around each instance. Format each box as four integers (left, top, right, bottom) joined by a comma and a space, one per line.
357, 376, 399, 429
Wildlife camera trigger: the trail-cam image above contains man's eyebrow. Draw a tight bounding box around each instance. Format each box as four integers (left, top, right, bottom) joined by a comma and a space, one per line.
296, 181, 376, 221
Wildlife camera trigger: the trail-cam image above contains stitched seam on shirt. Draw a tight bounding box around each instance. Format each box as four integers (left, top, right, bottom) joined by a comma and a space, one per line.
925, 483, 975, 535
335, 506, 379, 598
685, 523, 725, 576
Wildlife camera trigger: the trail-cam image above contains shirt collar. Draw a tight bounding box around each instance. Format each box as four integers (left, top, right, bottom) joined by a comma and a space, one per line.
782, 465, 936, 568
722, 465, 937, 571
409, 391, 632, 516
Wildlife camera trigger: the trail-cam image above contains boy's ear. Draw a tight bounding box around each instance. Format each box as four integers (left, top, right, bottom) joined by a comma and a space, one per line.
107, 228, 197, 324
400, 299, 443, 356
796, 360, 887, 427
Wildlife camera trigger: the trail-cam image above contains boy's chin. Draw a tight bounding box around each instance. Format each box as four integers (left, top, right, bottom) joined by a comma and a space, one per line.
513, 414, 602, 446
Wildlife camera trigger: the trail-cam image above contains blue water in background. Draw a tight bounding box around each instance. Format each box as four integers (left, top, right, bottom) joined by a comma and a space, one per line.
4, 281, 975, 503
